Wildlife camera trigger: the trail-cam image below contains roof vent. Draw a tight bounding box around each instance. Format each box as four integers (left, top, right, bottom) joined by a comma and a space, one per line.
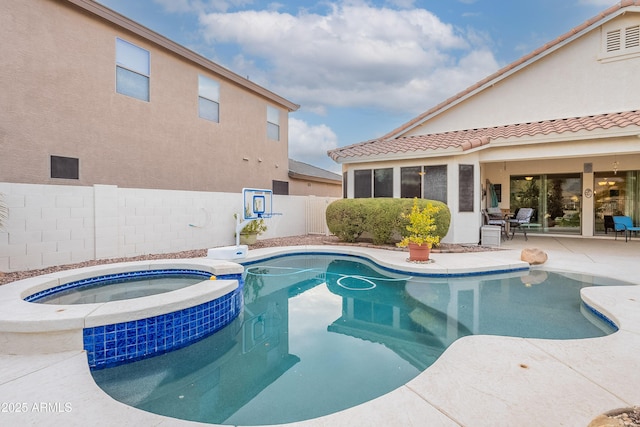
625, 25, 640, 49
606, 29, 621, 52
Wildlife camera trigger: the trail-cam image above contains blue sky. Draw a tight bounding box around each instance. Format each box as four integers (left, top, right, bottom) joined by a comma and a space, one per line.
97, 0, 616, 172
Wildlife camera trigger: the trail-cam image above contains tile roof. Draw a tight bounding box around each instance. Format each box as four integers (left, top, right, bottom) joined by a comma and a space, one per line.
375, 0, 640, 141
328, 110, 640, 161
288, 158, 342, 182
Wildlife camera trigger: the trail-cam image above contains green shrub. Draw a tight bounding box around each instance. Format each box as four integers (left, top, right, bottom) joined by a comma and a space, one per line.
326, 198, 450, 245
325, 198, 368, 242
366, 198, 404, 245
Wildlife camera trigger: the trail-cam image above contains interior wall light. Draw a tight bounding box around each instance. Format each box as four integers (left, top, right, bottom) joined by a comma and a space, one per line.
525, 176, 533, 181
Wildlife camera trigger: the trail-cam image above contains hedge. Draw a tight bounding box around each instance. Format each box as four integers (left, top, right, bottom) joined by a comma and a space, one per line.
326, 198, 451, 245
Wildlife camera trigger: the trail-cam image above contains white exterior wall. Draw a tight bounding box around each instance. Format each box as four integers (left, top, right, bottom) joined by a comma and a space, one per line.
343, 153, 483, 245
0, 183, 95, 272
406, 13, 640, 135
0, 183, 329, 272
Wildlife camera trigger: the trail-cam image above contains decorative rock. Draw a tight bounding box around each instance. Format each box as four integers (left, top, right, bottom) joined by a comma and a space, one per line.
587, 414, 625, 427
520, 248, 548, 265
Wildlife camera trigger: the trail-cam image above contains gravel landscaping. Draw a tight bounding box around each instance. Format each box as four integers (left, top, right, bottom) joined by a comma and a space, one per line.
0, 234, 497, 285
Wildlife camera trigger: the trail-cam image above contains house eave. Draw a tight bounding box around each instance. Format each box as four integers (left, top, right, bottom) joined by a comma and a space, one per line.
288, 172, 341, 184
62, 0, 300, 112
382, 7, 637, 140
333, 147, 462, 165
490, 126, 640, 147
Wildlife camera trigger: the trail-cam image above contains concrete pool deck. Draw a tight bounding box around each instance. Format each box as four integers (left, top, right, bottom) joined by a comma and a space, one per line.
0, 236, 639, 426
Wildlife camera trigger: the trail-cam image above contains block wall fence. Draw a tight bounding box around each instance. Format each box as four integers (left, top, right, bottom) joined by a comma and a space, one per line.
0, 183, 337, 273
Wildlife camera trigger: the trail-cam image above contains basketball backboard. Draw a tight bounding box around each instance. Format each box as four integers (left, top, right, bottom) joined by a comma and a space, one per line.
242, 188, 273, 220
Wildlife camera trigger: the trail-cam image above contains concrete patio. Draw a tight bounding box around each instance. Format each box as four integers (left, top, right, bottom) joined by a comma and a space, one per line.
0, 236, 638, 426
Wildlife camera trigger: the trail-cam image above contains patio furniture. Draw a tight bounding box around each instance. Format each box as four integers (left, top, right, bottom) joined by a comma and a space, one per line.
603, 215, 615, 234
482, 208, 509, 240
612, 216, 640, 242
508, 208, 535, 240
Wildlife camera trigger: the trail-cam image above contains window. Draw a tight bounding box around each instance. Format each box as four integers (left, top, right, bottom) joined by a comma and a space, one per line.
424, 165, 447, 203
352, 168, 392, 198
458, 164, 474, 212
116, 38, 150, 101
493, 184, 502, 203
401, 166, 421, 198
342, 172, 348, 198
272, 180, 289, 195
374, 168, 393, 197
198, 75, 220, 122
511, 173, 581, 235
267, 106, 280, 141
51, 156, 79, 179
354, 170, 372, 198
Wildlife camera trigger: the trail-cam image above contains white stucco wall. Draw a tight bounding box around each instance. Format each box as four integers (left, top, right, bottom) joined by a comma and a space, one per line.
406, 13, 640, 136
0, 183, 327, 272
343, 153, 484, 245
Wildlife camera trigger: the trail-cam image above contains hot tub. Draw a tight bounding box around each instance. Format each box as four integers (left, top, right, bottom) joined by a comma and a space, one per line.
0, 258, 244, 369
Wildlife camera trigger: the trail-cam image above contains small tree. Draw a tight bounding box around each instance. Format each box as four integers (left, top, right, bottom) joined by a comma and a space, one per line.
397, 198, 441, 248
547, 179, 564, 220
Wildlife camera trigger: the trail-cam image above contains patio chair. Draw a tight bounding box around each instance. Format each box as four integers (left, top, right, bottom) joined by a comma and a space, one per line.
612, 216, 640, 242
603, 215, 615, 234
482, 208, 509, 240
508, 208, 534, 240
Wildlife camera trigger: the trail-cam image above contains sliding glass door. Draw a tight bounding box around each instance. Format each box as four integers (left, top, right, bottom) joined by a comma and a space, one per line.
510, 173, 582, 234
594, 171, 640, 234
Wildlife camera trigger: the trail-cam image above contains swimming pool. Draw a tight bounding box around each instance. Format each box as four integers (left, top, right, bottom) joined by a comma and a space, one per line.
28, 270, 213, 305
91, 254, 620, 425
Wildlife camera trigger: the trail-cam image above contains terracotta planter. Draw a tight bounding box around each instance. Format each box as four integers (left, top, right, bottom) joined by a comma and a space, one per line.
408, 242, 431, 261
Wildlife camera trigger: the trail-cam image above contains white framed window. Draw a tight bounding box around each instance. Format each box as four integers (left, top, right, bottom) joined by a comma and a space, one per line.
267, 106, 280, 141
198, 75, 220, 122
116, 38, 150, 101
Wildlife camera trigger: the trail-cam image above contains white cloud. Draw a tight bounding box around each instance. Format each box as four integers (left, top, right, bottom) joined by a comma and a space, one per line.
385, 0, 415, 9
288, 118, 339, 170
197, 2, 499, 115
153, 0, 252, 13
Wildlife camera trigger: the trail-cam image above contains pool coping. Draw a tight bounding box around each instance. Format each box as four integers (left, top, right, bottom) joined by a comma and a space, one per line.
0, 244, 639, 426
0, 258, 243, 355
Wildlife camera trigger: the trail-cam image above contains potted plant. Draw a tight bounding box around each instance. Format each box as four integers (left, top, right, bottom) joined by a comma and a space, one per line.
234, 212, 267, 245
397, 198, 441, 261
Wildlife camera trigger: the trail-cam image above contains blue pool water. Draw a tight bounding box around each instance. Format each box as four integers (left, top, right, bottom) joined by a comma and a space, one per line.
30, 270, 212, 304
91, 254, 621, 425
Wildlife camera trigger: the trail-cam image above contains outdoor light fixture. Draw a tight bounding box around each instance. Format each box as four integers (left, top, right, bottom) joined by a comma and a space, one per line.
525, 176, 533, 181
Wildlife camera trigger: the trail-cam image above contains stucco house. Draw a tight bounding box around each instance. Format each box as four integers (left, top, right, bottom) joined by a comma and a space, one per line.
288, 159, 342, 197
329, 0, 640, 244
0, 0, 345, 273
1, 0, 299, 194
